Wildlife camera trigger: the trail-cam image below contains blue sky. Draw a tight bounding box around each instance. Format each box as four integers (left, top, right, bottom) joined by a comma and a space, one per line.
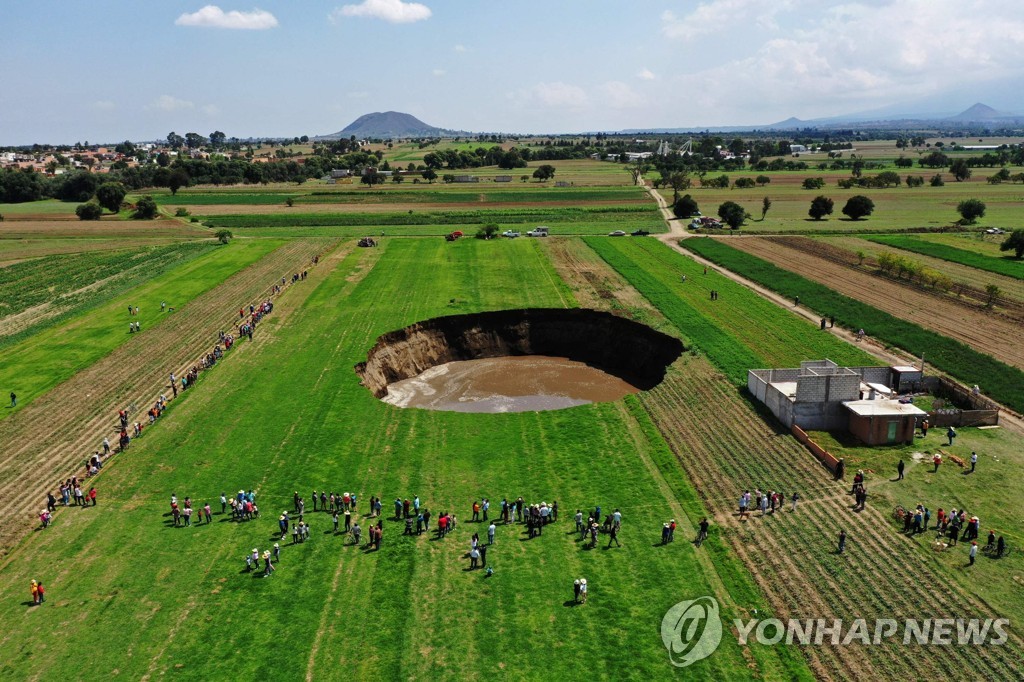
2, 0, 1024, 144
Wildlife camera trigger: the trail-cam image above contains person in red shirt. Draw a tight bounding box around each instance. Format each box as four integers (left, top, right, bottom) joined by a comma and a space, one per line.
438, 514, 448, 538
88, 488, 97, 506
36, 582, 45, 604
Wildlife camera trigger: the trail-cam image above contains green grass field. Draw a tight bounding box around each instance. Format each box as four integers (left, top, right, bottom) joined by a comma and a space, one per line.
4, 143, 1024, 680
0, 239, 279, 418
0, 239, 808, 680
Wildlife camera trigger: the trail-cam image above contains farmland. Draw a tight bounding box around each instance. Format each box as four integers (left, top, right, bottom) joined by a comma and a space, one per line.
2, 150, 1024, 681
678, 237, 1024, 413
864, 234, 1024, 280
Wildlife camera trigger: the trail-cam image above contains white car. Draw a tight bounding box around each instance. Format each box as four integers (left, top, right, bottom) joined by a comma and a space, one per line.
502, 230, 521, 238
526, 227, 549, 237
608, 230, 626, 237
985, 228, 1005, 235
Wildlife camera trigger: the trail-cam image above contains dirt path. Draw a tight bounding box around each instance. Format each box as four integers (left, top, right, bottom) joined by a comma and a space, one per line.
548, 239, 1024, 681
641, 186, 1024, 436
0, 238, 336, 558
731, 237, 1024, 369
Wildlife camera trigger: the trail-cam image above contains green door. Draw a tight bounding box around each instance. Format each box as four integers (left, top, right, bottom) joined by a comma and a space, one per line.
887, 420, 898, 443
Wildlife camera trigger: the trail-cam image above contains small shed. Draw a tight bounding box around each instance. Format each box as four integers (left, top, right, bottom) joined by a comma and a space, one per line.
844, 400, 926, 445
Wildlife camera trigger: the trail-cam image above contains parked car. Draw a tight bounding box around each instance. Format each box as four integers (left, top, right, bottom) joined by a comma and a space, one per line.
502, 230, 521, 238
608, 230, 627, 237
631, 229, 650, 236
985, 228, 1005, 235
526, 227, 550, 237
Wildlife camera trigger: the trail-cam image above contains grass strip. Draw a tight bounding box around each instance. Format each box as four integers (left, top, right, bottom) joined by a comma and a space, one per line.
866, 235, 1024, 281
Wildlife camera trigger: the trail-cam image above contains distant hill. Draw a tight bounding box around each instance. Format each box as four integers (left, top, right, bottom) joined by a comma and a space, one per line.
318, 111, 446, 139
947, 103, 1004, 122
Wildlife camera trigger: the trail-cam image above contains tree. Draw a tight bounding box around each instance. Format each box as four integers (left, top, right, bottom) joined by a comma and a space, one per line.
930, 173, 944, 187
672, 194, 699, 219
533, 164, 556, 182
808, 195, 834, 220
95, 182, 127, 213
895, 156, 914, 168
156, 151, 171, 167
755, 175, 771, 187
132, 196, 158, 220
166, 132, 185, 149
985, 284, 1001, 309
626, 157, 649, 185
760, 196, 772, 221
842, 195, 875, 220
956, 198, 986, 224
802, 177, 825, 190
168, 170, 190, 195
950, 158, 972, 182
285, 197, 295, 207
1000, 229, 1024, 258
209, 131, 227, 147
475, 224, 499, 240
717, 201, 747, 229
75, 202, 104, 220
360, 172, 386, 187
733, 177, 755, 189
421, 168, 438, 183
214, 229, 233, 244
665, 171, 691, 202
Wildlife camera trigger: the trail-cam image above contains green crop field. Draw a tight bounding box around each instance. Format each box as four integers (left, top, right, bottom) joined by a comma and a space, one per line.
0, 239, 280, 418
679, 237, 1024, 413
865, 235, 1024, 280
4, 151, 1024, 681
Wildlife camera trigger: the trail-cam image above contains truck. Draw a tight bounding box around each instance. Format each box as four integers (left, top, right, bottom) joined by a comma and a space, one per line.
502, 230, 521, 238
526, 226, 550, 237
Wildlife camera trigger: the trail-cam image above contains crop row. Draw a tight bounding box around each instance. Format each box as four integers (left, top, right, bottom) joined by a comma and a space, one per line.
680, 238, 1024, 413
866, 235, 1023, 281
583, 237, 873, 385
204, 205, 660, 229
0, 242, 216, 348
155, 187, 646, 206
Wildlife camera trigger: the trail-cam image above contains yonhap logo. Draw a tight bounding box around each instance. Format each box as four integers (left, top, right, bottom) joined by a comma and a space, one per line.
661, 596, 723, 667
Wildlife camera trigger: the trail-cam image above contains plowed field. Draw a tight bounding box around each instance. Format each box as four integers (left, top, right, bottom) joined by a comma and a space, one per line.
730, 237, 1024, 370
0, 238, 335, 557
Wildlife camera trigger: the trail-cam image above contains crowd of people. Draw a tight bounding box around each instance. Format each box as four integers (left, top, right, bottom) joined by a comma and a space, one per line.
36, 258, 321, 548
738, 488, 799, 519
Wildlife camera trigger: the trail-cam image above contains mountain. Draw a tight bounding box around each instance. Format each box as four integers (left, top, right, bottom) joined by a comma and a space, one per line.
947, 103, 1004, 122
318, 111, 445, 139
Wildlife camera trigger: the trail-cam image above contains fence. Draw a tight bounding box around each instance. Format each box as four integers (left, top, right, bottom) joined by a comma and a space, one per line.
791, 425, 841, 475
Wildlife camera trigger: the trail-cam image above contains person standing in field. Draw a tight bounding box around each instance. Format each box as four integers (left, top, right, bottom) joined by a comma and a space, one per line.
9, 392, 15, 407
203, 503, 212, 524
579, 579, 588, 604
946, 426, 956, 447
897, 459, 905, 480
573, 579, 581, 604
971, 451, 978, 473
969, 541, 978, 566
838, 530, 847, 554
488, 522, 496, 545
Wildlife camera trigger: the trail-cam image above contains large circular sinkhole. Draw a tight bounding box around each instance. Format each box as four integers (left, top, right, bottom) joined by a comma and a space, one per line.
355, 309, 684, 413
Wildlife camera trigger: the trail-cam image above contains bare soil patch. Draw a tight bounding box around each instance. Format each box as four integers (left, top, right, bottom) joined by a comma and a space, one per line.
731, 237, 1024, 370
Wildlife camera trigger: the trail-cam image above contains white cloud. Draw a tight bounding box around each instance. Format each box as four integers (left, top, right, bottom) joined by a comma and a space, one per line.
636, 68, 656, 81
663, 0, 1024, 121
662, 0, 794, 41
453, 44, 467, 53
600, 81, 645, 110
175, 5, 278, 30
146, 95, 195, 112
333, 0, 432, 24
432, 68, 446, 77
517, 82, 589, 109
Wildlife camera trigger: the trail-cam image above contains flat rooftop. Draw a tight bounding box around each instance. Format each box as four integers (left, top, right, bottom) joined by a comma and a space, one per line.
843, 400, 927, 417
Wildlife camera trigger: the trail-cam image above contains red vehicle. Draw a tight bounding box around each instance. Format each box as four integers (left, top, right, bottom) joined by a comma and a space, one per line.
445, 230, 464, 241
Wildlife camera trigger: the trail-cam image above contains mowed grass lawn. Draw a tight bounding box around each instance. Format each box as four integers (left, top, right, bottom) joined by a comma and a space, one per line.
0, 239, 280, 419
0, 239, 806, 680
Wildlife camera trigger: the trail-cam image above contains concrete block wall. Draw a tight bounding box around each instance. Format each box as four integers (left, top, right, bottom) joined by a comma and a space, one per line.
828, 374, 861, 401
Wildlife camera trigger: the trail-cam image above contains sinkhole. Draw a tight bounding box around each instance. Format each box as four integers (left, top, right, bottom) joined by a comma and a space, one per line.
355, 308, 684, 413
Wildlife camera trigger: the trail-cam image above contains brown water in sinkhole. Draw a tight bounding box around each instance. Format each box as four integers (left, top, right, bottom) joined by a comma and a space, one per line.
381, 355, 640, 413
